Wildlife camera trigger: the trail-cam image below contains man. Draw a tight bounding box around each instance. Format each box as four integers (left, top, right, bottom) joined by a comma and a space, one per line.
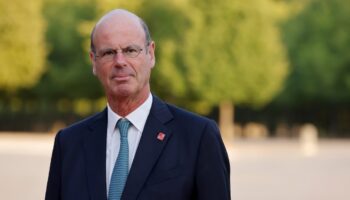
45, 9, 230, 200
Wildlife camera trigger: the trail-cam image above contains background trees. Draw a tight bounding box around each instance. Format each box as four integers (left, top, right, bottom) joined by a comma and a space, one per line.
270, 0, 350, 136
36, 0, 100, 100
1, 0, 349, 137
180, 0, 289, 138
279, 0, 350, 105
0, 0, 46, 91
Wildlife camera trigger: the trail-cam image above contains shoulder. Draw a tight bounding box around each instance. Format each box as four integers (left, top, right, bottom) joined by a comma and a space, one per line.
152, 95, 212, 124
167, 103, 213, 125
56, 109, 107, 139
163, 101, 220, 139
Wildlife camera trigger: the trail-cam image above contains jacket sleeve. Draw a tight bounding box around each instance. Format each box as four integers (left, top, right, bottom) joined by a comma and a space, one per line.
195, 120, 231, 200
45, 131, 62, 200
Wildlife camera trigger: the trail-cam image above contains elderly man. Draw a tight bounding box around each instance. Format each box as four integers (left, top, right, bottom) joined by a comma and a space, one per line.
45, 9, 230, 200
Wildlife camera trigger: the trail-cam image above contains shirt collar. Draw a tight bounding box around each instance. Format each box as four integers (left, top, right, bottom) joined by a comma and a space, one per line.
107, 94, 153, 131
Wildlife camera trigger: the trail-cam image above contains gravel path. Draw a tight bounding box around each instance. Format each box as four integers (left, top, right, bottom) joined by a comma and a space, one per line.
1, 133, 349, 200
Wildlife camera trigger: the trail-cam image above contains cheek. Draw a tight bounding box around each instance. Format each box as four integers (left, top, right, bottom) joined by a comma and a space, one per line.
139, 60, 153, 77
136, 66, 151, 80
95, 66, 109, 83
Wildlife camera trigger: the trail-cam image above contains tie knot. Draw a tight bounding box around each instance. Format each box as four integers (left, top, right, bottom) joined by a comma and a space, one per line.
117, 118, 130, 138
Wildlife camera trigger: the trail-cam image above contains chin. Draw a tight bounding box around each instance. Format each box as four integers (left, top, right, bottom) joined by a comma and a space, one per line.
111, 86, 135, 98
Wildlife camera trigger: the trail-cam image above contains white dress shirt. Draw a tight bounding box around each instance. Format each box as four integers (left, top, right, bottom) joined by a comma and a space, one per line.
106, 94, 153, 194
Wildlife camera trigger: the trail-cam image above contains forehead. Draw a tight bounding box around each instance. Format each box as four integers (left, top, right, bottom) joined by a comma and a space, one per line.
93, 13, 146, 49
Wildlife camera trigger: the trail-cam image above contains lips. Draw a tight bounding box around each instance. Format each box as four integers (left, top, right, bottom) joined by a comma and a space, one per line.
111, 73, 131, 81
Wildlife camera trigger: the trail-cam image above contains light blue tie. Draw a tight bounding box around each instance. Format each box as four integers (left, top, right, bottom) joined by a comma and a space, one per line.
109, 118, 131, 200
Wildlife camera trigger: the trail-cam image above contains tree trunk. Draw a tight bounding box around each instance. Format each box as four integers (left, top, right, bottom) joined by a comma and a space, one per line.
219, 101, 234, 142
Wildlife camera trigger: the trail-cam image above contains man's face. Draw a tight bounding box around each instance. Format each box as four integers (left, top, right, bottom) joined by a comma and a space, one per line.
90, 16, 155, 100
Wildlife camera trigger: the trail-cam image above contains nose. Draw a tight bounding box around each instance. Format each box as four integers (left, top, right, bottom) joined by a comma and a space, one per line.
113, 50, 127, 66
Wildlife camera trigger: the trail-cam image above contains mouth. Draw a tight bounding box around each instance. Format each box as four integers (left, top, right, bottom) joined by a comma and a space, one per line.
111, 74, 131, 82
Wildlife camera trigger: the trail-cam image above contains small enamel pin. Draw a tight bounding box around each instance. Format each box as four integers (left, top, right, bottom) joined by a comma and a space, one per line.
157, 132, 166, 141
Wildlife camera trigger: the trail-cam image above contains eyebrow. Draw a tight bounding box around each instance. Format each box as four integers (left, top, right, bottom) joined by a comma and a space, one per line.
96, 48, 114, 55
98, 44, 141, 52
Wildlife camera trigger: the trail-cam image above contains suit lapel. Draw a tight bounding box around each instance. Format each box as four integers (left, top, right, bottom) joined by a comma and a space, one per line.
84, 109, 108, 200
122, 96, 173, 200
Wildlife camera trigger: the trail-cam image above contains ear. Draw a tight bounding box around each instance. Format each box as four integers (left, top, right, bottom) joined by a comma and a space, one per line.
89, 51, 97, 76
148, 41, 156, 68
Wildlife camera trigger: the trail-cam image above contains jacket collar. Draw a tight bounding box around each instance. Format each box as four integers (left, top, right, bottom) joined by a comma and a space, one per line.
122, 96, 174, 199
83, 96, 174, 200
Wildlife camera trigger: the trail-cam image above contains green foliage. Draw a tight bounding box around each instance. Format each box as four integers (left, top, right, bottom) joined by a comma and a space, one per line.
0, 0, 289, 123
34, 0, 102, 100
130, 0, 289, 114
94, 0, 142, 14
182, 0, 289, 111
279, 0, 350, 105
0, 0, 46, 91
140, 0, 191, 101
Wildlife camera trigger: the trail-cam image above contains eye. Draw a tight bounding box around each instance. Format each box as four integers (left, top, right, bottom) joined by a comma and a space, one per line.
101, 50, 115, 57
124, 47, 138, 54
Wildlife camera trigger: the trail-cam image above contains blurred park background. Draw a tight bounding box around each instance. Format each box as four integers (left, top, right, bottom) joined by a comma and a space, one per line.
1, 0, 350, 199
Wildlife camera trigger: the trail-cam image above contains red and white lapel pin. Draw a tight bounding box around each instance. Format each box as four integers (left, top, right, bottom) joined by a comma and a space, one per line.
157, 132, 166, 141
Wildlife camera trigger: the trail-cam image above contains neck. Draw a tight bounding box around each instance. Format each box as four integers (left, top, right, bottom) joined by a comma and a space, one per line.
107, 90, 150, 117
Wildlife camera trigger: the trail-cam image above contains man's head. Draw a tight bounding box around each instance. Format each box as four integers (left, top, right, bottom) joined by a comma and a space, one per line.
90, 11, 152, 54
89, 9, 155, 102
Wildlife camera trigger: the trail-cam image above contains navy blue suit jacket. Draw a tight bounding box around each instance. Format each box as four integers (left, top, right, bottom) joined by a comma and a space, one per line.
45, 96, 230, 200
